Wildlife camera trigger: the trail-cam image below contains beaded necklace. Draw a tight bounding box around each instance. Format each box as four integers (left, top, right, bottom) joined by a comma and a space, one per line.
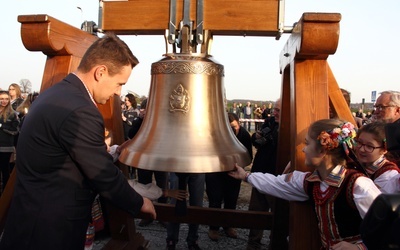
313, 184, 337, 205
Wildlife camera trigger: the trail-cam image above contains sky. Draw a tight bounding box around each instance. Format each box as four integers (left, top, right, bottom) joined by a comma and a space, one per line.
1, 0, 399, 103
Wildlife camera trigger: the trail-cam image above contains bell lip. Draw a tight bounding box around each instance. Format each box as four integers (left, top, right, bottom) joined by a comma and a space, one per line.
118, 149, 252, 173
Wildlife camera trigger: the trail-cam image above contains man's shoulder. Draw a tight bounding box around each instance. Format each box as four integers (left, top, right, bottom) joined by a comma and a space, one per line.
39, 76, 90, 106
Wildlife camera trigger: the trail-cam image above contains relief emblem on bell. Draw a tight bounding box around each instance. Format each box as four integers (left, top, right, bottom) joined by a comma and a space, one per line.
169, 83, 190, 113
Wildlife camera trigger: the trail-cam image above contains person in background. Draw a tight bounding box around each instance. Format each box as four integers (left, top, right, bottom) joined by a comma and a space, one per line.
372, 90, 400, 165
0, 90, 19, 194
354, 121, 400, 193
166, 172, 205, 250
9, 92, 39, 172
229, 102, 240, 115
262, 103, 272, 120
15, 92, 39, 126
109, 143, 187, 202
243, 101, 252, 131
0, 33, 156, 250
125, 98, 170, 227
330, 88, 363, 129
372, 90, 400, 124
356, 108, 363, 119
238, 102, 244, 119
253, 104, 263, 131
7, 84, 24, 165
229, 119, 381, 249
122, 93, 139, 140
206, 112, 253, 241
247, 98, 281, 249
127, 98, 147, 139
8, 83, 24, 111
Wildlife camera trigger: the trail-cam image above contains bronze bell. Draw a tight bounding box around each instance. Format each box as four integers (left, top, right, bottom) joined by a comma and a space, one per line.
118, 52, 251, 173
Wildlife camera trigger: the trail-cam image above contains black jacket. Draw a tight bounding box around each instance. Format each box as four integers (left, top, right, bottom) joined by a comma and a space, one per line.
251, 116, 279, 174
0, 74, 144, 250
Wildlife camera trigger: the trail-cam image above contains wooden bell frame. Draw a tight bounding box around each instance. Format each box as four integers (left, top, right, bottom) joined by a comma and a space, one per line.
0, 1, 356, 249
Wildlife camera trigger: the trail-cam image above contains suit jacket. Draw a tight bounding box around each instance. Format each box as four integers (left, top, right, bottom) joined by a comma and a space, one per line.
0, 74, 144, 250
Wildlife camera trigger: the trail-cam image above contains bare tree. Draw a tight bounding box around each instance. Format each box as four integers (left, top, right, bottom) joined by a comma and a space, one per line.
19, 79, 32, 94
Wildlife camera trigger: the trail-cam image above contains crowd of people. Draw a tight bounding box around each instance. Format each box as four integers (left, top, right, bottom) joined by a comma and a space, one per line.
1, 31, 399, 250
0, 83, 39, 195
229, 101, 273, 132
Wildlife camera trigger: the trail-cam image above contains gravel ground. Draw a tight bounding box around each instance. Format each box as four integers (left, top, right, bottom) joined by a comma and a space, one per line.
92, 218, 270, 250
92, 180, 271, 250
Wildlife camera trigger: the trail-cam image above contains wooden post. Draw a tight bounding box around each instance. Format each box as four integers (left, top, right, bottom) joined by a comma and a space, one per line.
278, 12, 354, 250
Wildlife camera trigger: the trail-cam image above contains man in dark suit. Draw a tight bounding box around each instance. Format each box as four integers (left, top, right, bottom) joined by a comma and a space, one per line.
0, 33, 156, 250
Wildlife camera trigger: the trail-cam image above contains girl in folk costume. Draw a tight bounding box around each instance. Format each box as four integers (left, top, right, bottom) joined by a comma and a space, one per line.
229, 119, 381, 249
354, 121, 400, 193
0, 90, 19, 192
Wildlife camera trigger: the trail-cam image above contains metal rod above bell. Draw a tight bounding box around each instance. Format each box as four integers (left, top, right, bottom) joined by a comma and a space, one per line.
118, 52, 251, 173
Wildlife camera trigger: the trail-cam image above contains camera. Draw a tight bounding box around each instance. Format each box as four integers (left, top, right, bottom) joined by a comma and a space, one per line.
254, 127, 274, 147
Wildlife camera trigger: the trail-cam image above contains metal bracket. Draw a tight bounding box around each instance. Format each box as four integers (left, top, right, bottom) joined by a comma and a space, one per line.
167, 0, 205, 53
276, 0, 293, 40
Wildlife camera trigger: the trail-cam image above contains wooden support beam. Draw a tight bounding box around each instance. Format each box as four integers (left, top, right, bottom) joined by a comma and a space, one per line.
17, 15, 98, 91
137, 203, 273, 229
278, 12, 341, 250
101, 0, 280, 36
327, 65, 357, 126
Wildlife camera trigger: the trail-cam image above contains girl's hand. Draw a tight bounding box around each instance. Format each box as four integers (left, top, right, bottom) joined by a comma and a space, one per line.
228, 163, 247, 181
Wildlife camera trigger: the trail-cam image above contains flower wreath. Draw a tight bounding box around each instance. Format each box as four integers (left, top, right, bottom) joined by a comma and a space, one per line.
317, 122, 356, 153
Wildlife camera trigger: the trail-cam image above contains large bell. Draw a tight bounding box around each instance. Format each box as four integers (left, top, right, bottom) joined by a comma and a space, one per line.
118, 52, 251, 173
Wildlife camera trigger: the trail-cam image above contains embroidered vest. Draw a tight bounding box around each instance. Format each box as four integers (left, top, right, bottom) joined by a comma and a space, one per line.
370, 161, 400, 180
304, 169, 365, 248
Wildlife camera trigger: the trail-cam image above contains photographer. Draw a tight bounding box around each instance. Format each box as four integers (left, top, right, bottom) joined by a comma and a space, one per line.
247, 98, 280, 249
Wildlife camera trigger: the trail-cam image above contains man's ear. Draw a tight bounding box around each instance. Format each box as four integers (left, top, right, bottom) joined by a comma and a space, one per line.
94, 65, 107, 81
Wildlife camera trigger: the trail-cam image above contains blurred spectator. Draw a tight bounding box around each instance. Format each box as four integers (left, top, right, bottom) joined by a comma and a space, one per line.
243, 101, 252, 131
229, 102, 240, 115
0, 90, 19, 194
247, 98, 281, 249
253, 104, 263, 131
330, 88, 363, 128
206, 112, 253, 241
122, 93, 139, 140
16, 92, 39, 127
8, 83, 24, 111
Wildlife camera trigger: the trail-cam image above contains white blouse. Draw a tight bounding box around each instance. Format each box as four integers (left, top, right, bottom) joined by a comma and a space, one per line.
374, 170, 400, 193
247, 166, 381, 218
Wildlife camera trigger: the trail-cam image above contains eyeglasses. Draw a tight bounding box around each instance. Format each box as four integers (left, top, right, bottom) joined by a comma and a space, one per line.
354, 139, 383, 153
373, 105, 397, 111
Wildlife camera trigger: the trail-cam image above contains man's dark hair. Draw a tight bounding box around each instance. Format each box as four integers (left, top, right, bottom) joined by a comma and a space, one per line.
78, 32, 139, 75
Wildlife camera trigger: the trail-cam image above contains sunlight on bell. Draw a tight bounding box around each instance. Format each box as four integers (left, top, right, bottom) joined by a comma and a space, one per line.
118, 53, 251, 173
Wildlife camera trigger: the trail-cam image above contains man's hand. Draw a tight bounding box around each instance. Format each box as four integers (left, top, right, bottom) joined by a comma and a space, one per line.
140, 197, 156, 220
164, 189, 188, 201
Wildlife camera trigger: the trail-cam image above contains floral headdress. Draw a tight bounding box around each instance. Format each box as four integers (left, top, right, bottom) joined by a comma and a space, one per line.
317, 122, 356, 154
